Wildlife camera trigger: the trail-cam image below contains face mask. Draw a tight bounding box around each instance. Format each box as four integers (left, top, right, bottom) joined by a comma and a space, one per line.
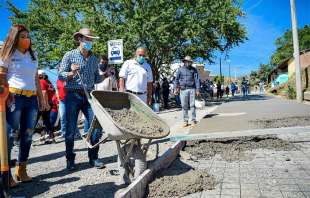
99, 63, 108, 71
82, 40, 93, 51
136, 56, 145, 64
184, 62, 191, 67
18, 38, 31, 50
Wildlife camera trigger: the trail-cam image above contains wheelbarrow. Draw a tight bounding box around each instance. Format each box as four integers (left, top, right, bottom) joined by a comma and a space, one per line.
84, 90, 170, 183
75, 70, 170, 183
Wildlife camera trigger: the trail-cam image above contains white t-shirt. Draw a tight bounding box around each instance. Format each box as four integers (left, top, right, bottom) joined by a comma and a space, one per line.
0, 50, 38, 91
119, 59, 153, 93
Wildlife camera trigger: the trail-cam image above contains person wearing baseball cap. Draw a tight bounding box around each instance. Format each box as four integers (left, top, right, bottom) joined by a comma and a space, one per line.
58, 28, 105, 170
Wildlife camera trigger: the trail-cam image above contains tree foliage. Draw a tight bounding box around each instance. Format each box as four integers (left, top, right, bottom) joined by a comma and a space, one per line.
249, 63, 272, 84
271, 25, 310, 66
7, 0, 246, 79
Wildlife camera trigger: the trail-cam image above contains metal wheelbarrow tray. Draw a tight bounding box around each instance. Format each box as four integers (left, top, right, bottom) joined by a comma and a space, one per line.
90, 90, 170, 140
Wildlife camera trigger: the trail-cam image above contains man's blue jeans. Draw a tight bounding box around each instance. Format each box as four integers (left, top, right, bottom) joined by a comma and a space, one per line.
65, 92, 102, 162
6, 95, 38, 163
180, 89, 196, 122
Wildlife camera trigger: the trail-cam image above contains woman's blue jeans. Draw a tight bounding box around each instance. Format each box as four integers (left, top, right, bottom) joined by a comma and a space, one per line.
6, 94, 38, 163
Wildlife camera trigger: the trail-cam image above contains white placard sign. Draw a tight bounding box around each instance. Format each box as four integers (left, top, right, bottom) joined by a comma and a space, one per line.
108, 39, 123, 64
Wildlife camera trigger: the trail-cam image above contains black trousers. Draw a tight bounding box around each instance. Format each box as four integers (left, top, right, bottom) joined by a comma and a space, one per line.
36, 110, 53, 137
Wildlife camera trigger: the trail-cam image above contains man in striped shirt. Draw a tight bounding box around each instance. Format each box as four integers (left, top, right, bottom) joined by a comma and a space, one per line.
58, 28, 104, 170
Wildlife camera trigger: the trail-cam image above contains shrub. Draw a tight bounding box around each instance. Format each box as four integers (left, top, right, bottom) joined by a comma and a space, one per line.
288, 84, 296, 99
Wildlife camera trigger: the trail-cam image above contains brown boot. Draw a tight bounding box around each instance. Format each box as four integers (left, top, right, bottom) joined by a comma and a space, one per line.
9, 175, 18, 188
8, 171, 18, 188
15, 162, 32, 182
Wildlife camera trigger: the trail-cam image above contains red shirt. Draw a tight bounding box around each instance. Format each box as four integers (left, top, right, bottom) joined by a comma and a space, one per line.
40, 79, 54, 102
56, 80, 66, 101
51, 94, 59, 112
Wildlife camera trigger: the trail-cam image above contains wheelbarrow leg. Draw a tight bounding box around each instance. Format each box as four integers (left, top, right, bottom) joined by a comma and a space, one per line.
116, 140, 132, 185
116, 139, 147, 184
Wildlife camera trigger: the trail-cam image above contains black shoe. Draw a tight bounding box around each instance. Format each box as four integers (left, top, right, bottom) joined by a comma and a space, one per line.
66, 160, 76, 171
89, 159, 105, 169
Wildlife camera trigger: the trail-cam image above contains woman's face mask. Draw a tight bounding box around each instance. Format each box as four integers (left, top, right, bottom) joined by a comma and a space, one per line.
18, 31, 31, 51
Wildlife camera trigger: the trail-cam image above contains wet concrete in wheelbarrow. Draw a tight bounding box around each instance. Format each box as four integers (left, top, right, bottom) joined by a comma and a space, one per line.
146, 135, 298, 197
106, 108, 165, 137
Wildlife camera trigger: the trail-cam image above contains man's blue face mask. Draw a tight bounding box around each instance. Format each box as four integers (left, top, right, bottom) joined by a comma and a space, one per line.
82, 40, 93, 51
136, 56, 145, 64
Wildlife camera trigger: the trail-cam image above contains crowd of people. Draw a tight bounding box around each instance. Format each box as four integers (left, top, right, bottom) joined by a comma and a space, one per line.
0, 25, 202, 189
0, 24, 262, 191
199, 80, 239, 99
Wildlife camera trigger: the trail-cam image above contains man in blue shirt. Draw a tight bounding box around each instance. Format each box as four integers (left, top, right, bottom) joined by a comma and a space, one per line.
58, 28, 104, 170
175, 56, 200, 127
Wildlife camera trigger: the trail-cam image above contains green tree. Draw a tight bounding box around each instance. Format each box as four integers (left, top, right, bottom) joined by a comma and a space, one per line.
257, 63, 272, 82
271, 25, 310, 66
7, 0, 246, 79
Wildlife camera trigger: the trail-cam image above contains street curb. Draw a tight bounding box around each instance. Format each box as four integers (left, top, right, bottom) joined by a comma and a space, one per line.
115, 140, 185, 198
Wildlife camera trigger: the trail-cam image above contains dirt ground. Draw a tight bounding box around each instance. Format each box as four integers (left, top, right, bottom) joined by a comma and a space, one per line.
106, 108, 164, 137
250, 116, 310, 129
147, 159, 217, 198
184, 135, 297, 162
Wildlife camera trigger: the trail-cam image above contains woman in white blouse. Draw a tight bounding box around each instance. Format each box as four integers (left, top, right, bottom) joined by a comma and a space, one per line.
0, 24, 45, 187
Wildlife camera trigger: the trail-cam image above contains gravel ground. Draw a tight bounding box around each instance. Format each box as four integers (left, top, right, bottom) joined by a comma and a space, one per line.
9, 133, 173, 198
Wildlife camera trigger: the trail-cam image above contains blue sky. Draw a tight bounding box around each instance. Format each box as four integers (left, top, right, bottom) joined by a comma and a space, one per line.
1, 0, 310, 76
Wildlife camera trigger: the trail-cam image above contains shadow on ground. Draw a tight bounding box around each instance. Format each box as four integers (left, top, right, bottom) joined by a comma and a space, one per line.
203, 113, 219, 119
11, 154, 118, 197
226, 94, 270, 102
54, 182, 125, 198
28, 147, 88, 165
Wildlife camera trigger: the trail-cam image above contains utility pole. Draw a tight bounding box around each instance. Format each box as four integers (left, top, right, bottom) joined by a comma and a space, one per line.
226, 59, 231, 83
219, 57, 223, 84
290, 0, 303, 102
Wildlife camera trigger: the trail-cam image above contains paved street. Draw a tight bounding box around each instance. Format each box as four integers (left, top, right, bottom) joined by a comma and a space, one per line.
191, 95, 310, 134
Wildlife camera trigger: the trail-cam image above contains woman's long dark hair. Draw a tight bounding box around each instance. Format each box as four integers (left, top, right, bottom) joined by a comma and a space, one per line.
0, 24, 36, 61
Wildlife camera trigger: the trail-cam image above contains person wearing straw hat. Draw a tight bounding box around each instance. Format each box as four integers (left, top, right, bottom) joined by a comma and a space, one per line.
174, 56, 200, 127
58, 28, 105, 170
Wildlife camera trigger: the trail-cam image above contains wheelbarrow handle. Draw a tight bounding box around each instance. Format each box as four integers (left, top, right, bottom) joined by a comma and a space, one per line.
0, 84, 11, 197
76, 71, 92, 102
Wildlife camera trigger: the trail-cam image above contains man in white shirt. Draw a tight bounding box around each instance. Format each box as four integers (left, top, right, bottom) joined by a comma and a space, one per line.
119, 47, 153, 105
